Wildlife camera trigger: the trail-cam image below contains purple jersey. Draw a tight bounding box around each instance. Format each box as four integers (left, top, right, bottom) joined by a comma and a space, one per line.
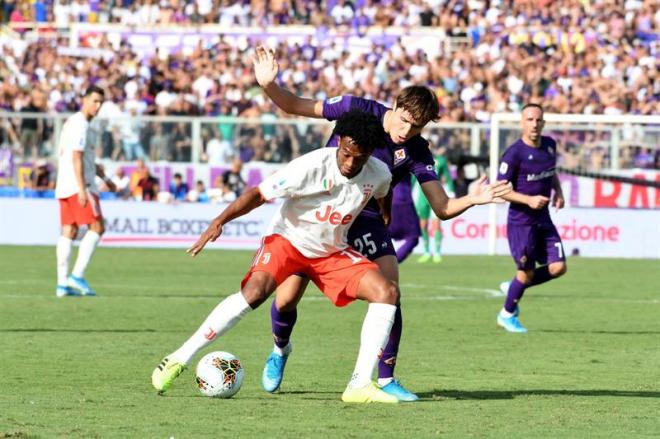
392, 176, 413, 204
322, 95, 437, 218
497, 136, 557, 225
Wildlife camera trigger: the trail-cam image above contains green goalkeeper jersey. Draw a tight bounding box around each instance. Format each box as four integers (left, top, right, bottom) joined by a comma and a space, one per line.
412, 154, 454, 205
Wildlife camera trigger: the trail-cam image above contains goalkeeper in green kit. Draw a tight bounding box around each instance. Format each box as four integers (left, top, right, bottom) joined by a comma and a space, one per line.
413, 152, 455, 263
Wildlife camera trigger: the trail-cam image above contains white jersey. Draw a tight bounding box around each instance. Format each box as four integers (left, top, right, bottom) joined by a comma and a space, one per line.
55, 112, 96, 199
258, 148, 391, 258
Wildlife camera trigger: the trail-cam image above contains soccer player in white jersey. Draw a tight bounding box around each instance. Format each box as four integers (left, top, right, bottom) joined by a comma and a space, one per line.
152, 110, 401, 403
55, 86, 114, 297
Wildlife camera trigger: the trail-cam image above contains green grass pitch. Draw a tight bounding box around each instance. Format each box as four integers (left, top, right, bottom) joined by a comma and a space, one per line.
0, 245, 658, 438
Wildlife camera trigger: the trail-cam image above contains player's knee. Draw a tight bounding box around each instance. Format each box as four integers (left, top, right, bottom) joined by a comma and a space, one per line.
371, 281, 399, 305
549, 263, 567, 278
63, 226, 78, 239
517, 270, 534, 285
240, 285, 271, 308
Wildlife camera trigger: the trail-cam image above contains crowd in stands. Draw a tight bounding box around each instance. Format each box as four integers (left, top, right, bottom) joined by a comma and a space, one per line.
0, 0, 658, 174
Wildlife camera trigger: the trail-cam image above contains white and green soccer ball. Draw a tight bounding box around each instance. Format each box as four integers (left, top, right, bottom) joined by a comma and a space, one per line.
195, 351, 244, 398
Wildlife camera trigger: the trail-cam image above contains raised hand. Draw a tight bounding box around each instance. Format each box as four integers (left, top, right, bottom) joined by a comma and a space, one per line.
252, 46, 279, 88
187, 219, 223, 257
469, 176, 512, 205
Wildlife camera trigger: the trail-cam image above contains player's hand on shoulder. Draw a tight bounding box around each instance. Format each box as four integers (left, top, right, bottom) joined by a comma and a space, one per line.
528, 195, 550, 209
187, 219, 223, 257
252, 46, 278, 88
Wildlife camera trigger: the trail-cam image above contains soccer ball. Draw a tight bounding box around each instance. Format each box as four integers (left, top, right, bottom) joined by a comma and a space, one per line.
195, 351, 244, 398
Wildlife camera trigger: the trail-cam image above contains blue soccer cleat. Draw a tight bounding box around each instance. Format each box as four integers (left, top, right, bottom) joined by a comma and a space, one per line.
262, 351, 290, 393
56, 285, 80, 297
380, 379, 419, 402
68, 275, 97, 296
497, 313, 528, 333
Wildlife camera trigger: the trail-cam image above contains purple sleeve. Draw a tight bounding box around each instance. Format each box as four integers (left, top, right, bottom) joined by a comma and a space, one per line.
498, 147, 519, 182
322, 95, 382, 121
409, 139, 437, 185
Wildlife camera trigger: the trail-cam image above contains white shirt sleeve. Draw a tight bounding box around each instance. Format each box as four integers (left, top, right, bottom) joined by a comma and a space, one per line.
69, 116, 87, 152
372, 161, 392, 199
258, 159, 309, 201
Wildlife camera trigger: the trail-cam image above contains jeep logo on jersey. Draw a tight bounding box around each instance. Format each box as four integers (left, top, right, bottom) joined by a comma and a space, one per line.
394, 148, 406, 165
315, 205, 353, 225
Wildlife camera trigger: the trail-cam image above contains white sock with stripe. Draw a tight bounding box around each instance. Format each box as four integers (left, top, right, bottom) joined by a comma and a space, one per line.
71, 231, 101, 278
172, 292, 252, 365
56, 236, 73, 286
348, 303, 396, 389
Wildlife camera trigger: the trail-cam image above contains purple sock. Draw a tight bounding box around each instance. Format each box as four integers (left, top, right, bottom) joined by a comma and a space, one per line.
504, 278, 527, 313
378, 305, 402, 379
396, 235, 419, 263
530, 266, 553, 287
270, 301, 297, 349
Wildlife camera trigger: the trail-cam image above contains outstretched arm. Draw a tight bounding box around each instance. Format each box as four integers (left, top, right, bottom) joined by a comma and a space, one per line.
422, 176, 511, 220
187, 187, 267, 256
253, 46, 324, 118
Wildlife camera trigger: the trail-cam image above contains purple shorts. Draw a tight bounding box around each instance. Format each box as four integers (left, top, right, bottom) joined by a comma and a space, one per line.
388, 201, 421, 241
507, 222, 565, 270
347, 214, 396, 261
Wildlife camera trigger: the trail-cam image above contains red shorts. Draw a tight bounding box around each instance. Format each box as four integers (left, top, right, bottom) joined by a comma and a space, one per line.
59, 192, 103, 226
241, 234, 379, 307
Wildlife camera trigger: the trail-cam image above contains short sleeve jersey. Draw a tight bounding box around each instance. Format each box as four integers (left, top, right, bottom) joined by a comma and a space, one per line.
258, 148, 392, 258
322, 95, 437, 218
497, 136, 558, 225
55, 112, 96, 198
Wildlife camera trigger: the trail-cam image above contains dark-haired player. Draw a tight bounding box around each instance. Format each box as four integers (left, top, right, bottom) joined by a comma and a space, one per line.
55, 86, 114, 297
153, 110, 404, 403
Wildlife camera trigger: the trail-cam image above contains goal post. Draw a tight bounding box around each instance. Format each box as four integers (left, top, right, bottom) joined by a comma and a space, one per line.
488, 113, 660, 255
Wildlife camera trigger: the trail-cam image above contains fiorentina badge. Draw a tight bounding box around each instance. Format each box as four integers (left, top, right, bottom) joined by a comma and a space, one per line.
394, 148, 406, 165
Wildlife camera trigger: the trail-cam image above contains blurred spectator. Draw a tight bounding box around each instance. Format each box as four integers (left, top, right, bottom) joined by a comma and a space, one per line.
19, 91, 45, 159
187, 179, 209, 203
29, 159, 54, 191
208, 174, 237, 203
111, 167, 130, 199
136, 168, 160, 201
222, 158, 246, 197
169, 172, 189, 201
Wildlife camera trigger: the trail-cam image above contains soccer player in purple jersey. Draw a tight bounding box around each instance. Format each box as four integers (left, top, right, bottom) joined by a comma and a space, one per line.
496, 103, 567, 333
388, 178, 421, 263
253, 46, 511, 400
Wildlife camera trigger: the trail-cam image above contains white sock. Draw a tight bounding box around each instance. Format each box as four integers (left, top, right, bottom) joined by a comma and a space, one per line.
377, 377, 394, 387
71, 231, 101, 278
171, 292, 252, 366
273, 342, 292, 357
348, 303, 396, 389
499, 308, 514, 318
56, 236, 73, 286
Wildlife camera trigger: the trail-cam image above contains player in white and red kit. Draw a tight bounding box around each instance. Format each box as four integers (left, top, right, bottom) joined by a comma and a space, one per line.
55, 86, 114, 297
152, 110, 402, 403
